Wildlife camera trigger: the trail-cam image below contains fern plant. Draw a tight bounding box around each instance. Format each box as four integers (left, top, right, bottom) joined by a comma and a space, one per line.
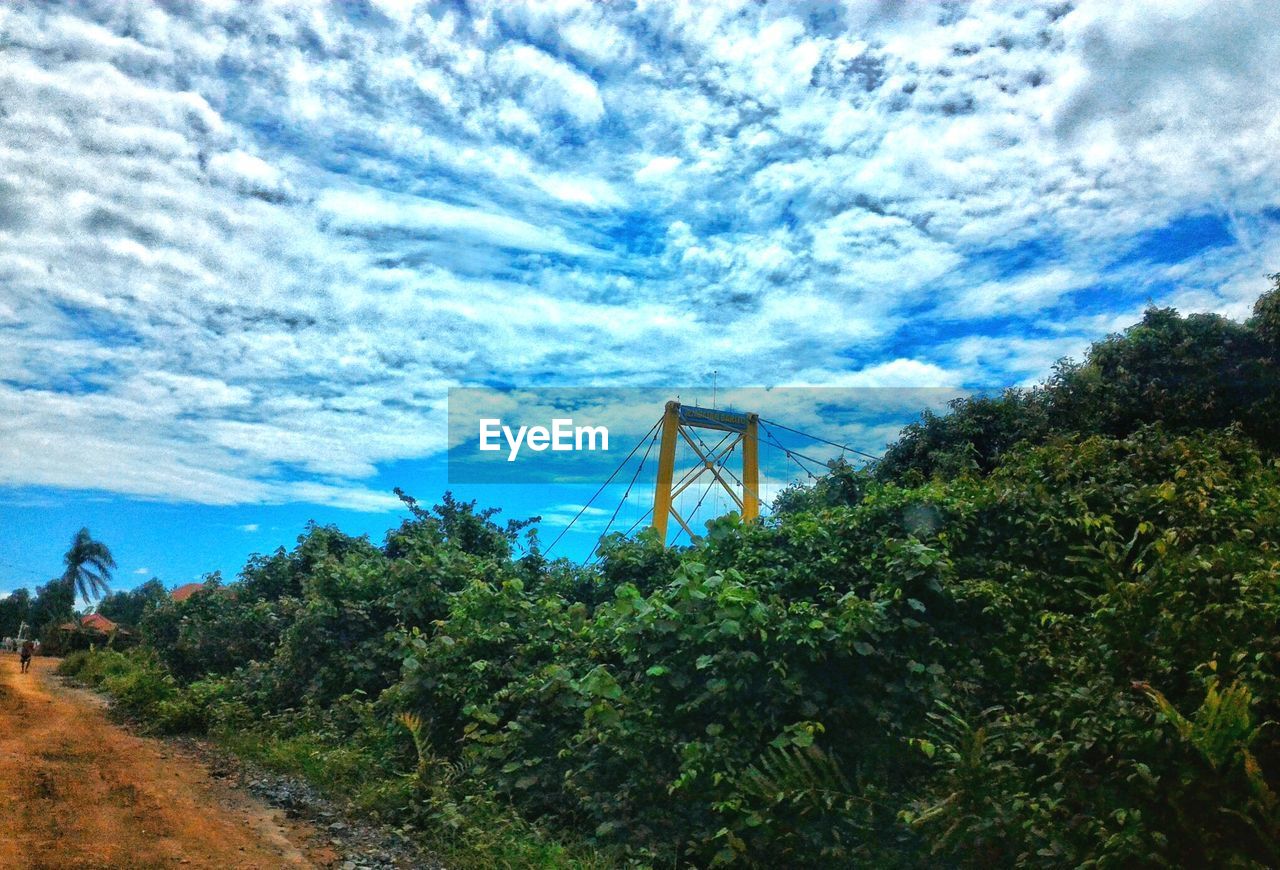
712, 739, 883, 865
1145, 677, 1274, 779
1144, 675, 1278, 855
739, 742, 856, 814
901, 701, 1013, 861
397, 711, 467, 788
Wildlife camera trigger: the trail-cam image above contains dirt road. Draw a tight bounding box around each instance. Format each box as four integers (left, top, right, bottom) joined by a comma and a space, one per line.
0, 652, 333, 869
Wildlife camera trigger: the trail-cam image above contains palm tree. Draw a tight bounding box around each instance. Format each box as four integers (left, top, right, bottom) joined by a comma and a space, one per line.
61, 527, 116, 601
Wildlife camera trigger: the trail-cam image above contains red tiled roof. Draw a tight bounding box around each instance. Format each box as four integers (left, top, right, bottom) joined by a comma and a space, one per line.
80, 613, 117, 632
60, 613, 121, 633
171, 582, 205, 602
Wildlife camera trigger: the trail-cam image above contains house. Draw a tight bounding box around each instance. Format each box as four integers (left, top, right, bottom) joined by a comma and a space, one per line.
80, 613, 119, 633
58, 613, 126, 635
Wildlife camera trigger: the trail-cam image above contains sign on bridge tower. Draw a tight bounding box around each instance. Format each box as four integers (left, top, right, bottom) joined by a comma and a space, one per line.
652, 400, 760, 543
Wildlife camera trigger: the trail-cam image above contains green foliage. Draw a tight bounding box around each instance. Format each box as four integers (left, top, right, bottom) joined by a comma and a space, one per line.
28, 577, 76, 640
880, 291, 1280, 484
1147, 677, 1271, 774
60, 526, 116, 601
235, 546, 403, 711
901, 702, 1014, 864
96, 578, 167, 629
878, 389, 1051, 483
728, 740, 872, 865
67, 288, 1280, 866
896, 427, 1280, 866
388, 488, 538, 563
141, 574, 287, 682
58, 648, 175, 722
0, 587, 32, 637
1250, 274, 1280, 350
1145, 675, 1279, 863
770, 458, 869, 514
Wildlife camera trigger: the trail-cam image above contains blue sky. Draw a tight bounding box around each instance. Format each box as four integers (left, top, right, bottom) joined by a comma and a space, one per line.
1, 1, 1279, 594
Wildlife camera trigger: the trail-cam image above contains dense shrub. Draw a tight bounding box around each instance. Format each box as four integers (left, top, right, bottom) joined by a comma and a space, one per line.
901, 428, 1280, 867
72, 285, 1280, 866
96, 578, 167, 629
879, 277, 1280, 484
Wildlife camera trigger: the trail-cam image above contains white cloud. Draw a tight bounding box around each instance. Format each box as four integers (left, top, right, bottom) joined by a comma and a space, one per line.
133, 567, 150, 575
538, 504, 612, 531
937, 268, 1098, 321
207, 149, 291, 201
635, 156, 682, 184
238, 524, 259, 533
944, 334, 1093, 386
810, 360, 966, 389
316, 187, 596, 257
489, 43, 606, 126
0, 1, 1277, 511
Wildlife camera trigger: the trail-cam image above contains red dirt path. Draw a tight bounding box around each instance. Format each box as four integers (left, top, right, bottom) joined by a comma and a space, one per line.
0, 653, 336, 869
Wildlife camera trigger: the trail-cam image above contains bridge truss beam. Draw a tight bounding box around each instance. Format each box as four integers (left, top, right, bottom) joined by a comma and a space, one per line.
652, 400, 760, 543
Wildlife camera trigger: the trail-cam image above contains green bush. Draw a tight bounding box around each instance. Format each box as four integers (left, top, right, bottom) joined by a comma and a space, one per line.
57, 648, 138, 687
66, 285, 1280, 866
55, 649, 94, 678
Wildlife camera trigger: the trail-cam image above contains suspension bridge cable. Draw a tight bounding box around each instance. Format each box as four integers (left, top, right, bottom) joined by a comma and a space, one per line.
757, 424, 819, 478
667, 430, 734, 501
586, 504, 654, 568
670, 428, 739, 544
683, 425, 769, 534
544, 417, 662, 556
664, 444, 726, 506
603, 450, 718, 550
680, 477, 720, 544
587, 442, 729, 567
588, 432, 739, 564
585, 423, 660, 564
757, 417, 881, 462
675, 442, 737, 502
621, 507, 653, 538
759, 423, 830, 470
760, 422, 822, 480
585, 412, 873, 563
586, 445, 716, 568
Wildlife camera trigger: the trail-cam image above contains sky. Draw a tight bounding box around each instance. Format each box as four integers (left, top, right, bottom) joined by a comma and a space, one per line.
2, 0, 1279, 594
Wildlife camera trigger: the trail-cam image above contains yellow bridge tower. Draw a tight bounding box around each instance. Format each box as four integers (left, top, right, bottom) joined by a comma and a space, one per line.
652, 400, 760, 542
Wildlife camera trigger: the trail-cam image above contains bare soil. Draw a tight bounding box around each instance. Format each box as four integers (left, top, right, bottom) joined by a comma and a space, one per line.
0, 652, 341, 869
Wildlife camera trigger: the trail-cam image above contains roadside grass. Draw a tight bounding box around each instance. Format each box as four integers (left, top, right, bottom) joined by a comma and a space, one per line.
219, 726, 615, 869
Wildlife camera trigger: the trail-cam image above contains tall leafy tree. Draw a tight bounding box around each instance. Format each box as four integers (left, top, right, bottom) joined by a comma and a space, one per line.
96, 577, 166, 627
0, 587, 32, 637
60, 527, 116, 601
29, 578, 75, 633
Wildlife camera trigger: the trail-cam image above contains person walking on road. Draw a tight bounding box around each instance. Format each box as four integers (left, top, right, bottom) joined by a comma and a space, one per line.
19, 639, 34, 674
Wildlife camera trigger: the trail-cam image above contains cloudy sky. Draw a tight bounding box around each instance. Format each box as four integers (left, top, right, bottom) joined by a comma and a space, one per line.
2, 0, 1279, 589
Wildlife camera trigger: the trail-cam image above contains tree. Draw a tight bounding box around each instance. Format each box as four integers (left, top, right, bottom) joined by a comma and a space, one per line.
28, 578, 75, 636
1249, 273, 1280, 350
61, 527, 116, 601
96, 577, 166, 628
0, 588, 32, 637
878, 285, 1280, 485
